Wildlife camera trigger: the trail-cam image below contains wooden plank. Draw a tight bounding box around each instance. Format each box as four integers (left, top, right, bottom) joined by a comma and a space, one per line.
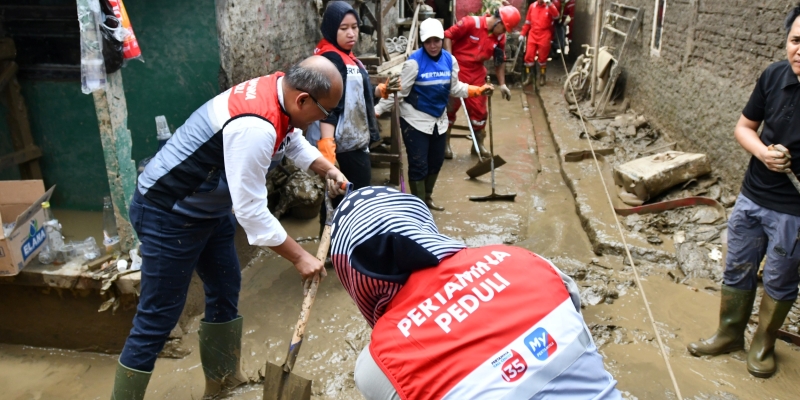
0, 146, 41, 171
2, 65, 42, 180
359, 56, 380, 66
382, 0, 398, 18
0, 61, 19, 92
404, 3, 422, 58
0, 39, 16, 61
92, 70, 138, 253
376, 53, 406, 73
369, 153, 400, 163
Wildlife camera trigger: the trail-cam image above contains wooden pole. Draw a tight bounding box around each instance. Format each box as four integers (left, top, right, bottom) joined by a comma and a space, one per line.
92, 71, 137, 253
590, 0, 602, 106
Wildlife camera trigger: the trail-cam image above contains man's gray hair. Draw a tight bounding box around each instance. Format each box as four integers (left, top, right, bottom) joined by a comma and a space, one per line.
285, 63, 332, 100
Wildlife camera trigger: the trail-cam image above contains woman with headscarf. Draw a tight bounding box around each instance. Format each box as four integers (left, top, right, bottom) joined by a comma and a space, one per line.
330, 186, 622, 399
307, 1, 393, 232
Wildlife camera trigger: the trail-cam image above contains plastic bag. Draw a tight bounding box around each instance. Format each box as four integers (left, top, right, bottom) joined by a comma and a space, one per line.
108, 0, 143, 63
99, 0, 124, 73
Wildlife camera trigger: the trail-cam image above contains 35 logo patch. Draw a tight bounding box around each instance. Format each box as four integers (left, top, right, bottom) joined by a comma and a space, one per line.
500, 350, 527, 383
525, 327, 558, 361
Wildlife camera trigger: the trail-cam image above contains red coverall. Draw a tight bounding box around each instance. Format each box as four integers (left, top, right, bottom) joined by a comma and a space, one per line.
521, 1, 559, 67
445, 15, 506, 131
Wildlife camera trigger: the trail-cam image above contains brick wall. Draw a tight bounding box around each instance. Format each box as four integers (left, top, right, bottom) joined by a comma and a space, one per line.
215, 0, 398, 89
574, 0, 795, 186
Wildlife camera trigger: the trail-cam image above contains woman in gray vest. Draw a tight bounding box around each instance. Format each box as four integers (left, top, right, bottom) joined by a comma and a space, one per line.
397, 18, 493, 210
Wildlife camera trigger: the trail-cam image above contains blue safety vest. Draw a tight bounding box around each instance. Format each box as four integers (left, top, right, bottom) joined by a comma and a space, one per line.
406, 49, 453, 118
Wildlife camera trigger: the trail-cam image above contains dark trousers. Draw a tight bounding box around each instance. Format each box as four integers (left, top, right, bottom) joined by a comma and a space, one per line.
400, 119, 446, 182
120, 192, 241, 371
320, 149, 372, 225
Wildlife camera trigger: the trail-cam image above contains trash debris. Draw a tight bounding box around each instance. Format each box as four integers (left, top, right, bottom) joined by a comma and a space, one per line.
614, 151, 712, 202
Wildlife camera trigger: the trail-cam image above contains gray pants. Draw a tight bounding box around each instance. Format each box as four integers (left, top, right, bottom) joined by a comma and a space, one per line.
724, 194, 800, 301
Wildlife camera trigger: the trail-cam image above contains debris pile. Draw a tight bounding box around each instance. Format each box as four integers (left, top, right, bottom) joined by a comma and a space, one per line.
266, 158, 325, 220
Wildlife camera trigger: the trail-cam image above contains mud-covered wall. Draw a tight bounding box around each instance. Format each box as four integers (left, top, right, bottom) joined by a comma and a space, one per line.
576, 0, 795, 186
216, 0, 399, 89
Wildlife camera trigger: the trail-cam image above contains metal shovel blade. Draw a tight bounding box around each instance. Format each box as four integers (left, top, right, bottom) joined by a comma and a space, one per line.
263, 362, 312, 400
466, 155, 507, 178
469, 190, 517, 202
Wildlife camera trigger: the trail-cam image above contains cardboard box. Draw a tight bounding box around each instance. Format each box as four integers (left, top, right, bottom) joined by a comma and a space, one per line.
0, 180, 55, 276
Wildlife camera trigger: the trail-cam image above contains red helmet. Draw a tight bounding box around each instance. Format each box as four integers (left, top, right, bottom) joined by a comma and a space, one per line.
499, 5, 521, 32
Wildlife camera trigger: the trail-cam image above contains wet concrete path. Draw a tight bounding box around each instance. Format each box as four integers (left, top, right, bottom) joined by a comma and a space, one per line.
2, 83, 799, 399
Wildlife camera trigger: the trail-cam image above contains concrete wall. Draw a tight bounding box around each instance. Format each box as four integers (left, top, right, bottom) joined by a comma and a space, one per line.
574, 0, 795, 186
216, 0, 399, 89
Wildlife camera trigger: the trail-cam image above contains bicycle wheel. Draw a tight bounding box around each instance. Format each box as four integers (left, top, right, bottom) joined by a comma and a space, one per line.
564, 70, 588, 104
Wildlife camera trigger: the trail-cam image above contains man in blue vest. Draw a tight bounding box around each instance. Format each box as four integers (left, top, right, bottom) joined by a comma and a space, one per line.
394, 18, 493, 210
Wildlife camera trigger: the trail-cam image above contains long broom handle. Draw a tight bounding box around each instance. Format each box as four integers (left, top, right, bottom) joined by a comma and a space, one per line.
486, 76, 496, 193
460, 97, 483, 162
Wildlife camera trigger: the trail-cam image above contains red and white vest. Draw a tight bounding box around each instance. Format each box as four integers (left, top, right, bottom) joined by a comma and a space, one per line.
369, 245, 591, 399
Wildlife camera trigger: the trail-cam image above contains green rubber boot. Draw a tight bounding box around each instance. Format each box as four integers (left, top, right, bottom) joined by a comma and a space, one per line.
199, 316, 248, 399
409, 180, 426, 202
111, 361, 152, 400
747, 294, 794, 378
470, 129, 490, 158
424, 173, 444, 211
687, 285, 756, 356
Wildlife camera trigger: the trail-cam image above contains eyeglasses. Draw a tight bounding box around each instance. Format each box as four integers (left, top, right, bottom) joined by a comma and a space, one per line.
297, 88, 331, 118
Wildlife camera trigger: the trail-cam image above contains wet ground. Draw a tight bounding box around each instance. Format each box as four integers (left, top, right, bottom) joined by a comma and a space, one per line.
1, 78, 799, 399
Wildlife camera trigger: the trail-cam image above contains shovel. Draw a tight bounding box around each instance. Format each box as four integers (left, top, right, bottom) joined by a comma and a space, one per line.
263, 183, 353, 400
469, 83, 517, 202
463, 96, 506, 178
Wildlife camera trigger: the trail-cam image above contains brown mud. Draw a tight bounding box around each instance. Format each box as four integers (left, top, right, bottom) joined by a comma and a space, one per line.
0, 84, 798, 399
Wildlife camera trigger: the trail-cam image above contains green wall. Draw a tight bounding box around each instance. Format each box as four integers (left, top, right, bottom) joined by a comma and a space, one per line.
0, 0, 220, 210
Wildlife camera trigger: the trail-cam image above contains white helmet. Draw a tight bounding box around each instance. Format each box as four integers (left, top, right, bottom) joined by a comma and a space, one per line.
419, 18, 445, 42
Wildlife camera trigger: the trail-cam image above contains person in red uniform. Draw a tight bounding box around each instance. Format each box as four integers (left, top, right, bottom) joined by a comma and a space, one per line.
442, 5, 520, 159
520, 0, 559, 87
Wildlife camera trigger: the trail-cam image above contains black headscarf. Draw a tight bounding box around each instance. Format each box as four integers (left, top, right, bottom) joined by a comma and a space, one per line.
320, 1, 362, 52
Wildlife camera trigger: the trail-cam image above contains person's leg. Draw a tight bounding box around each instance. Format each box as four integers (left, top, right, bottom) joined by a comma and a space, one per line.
113, 196, 213, 399
424, 125, 446, 211
320, 149, 373, 231
400, 118, 429, 201
119, 201, 211, 372
523, 38, 537, 86
195, 213, 248, 396
464, 94, 489, 157
688, 194, 764, 356
538, 38, 552, 86
747, 206, 800, 377
354, 346, 401, 400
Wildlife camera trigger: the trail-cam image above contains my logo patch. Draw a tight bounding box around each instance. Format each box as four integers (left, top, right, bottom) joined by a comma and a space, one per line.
525, 327, 558, 361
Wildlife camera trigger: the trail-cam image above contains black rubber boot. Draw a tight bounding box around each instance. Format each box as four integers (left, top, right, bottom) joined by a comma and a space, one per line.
687, 285, 756, 356
444, 126, 453, 160
199, 316, 248, 399
470, 129, 490, 158
747, 294, 794, 378
111, 361, 152, 400
522, 67, 533, 86
424, 173, 444, 211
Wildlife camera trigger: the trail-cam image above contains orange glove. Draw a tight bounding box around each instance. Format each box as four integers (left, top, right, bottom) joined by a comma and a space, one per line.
377, 83, 390, 99
317, 137, 336, 165
468, 84, 494, 98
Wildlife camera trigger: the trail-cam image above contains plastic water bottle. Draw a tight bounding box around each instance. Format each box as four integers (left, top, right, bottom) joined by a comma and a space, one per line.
155, 115, 172, 150
38, 201, 64, 264
102, 196, 120, 254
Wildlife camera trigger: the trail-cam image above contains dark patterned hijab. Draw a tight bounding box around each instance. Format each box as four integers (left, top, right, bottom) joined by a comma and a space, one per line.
330, 186, 466, 326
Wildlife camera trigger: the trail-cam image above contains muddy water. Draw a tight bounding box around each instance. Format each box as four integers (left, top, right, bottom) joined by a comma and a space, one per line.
2, 85, 798, 399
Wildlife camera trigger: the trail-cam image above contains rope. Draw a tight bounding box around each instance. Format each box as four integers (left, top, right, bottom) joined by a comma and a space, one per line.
549, 33, 684, 399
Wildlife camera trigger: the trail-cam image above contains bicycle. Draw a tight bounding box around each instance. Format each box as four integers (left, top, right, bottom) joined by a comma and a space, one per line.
563, 44, 615, 104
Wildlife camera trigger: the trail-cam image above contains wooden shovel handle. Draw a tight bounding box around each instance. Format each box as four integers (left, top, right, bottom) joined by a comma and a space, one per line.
282, 224, 332, 373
